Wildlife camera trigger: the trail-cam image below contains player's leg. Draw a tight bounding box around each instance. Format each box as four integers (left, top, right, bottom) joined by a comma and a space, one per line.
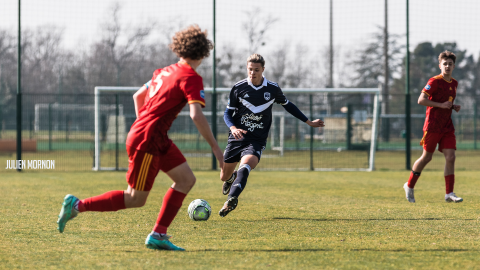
220, 162, 238, 195
439, 132, 462, 202
78, 146, 158, 211
146, 144, 191, 251
219, 153, 259, 217
57, 188, 148, 233
57, 146, 157, 233
220, 141, 241, 195
403, 149, 434, 203
403, 132, 437, 203
146, 162, 193, 251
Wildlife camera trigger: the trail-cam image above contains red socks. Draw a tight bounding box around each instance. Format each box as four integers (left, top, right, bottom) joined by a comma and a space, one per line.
79, 190, 126, 212
407, 171, 421, 189
153, 188, 187, 234
407, 172, 455, 194
445, 174, 455, 194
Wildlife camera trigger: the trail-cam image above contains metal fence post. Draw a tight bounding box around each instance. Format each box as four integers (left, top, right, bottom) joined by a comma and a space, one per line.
115, 94, 119, 171
16, 0, 22, 171
474, 99, 477, 150
405, 0, 411, 170
211, 0, 217, 171
48, 103, 52, 151
309, 94, 314, 171
29, 113, 33, 139
66, 114, 70, 143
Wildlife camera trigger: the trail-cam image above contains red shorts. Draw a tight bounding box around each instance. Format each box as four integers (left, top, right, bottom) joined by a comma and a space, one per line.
125, 144, 186, 191
420, 130, 456, 153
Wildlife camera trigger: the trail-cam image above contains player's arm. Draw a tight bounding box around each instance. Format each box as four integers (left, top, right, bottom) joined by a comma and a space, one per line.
275, 86, 325, 127
133, 80, 151, 118
418, 92, 452, 109
224, 87, 247, 140
224, 108, 247, 140
281, 101, 325, 127
190, 103, 225, 169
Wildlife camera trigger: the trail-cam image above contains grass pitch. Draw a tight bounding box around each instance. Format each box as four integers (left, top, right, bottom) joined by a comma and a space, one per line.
1, 170, 480, 269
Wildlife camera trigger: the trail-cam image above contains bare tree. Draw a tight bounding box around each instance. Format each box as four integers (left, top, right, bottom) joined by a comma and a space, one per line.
266, 42, 289, 87
0, 29, 17, 131
349, 26, 404, 88
242, 8, 279, 54
87, 2, 155, 87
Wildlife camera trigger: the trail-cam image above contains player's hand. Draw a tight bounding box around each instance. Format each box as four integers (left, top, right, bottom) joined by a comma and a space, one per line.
453, 104, 461, 112
230, 127, 247, 140
306, 119, 325, 127
440, 101, 452, 109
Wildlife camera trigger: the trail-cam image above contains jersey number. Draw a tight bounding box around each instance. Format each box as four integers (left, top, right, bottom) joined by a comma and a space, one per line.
150, 71, 171, 98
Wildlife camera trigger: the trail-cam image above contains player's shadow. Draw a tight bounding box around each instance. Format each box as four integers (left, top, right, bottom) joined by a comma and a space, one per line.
272, 217, 476, 221
190, 248, 472, 253
192, 248, 331, 252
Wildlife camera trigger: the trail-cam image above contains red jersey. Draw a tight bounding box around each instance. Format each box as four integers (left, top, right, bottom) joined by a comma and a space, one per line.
421, 74, 457, 133
126, 62, 206, 154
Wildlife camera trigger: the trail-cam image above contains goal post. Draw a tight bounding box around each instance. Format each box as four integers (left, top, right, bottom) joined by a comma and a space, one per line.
93, 86, 381, 171
277, 88, 381, 171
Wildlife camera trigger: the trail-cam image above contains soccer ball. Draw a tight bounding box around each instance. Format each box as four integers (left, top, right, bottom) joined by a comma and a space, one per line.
187, 199, 211, 221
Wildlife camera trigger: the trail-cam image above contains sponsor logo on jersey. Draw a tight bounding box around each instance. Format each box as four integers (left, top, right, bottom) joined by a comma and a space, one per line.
200, 90, 205, 99
264, 92, 271, 100
244, 93, 250, 98
449, 87, 452, 90
425, 85, 431, 90
241, 113, 264, 132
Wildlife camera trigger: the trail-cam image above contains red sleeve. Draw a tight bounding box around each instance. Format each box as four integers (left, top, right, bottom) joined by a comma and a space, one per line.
422, 77, 437, 97
182, 75, 206, 108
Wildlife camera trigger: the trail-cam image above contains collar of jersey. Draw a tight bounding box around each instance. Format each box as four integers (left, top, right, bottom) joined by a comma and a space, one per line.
178, 61, 200, 76
438, 74, 453, 83
247, 75, 268, 90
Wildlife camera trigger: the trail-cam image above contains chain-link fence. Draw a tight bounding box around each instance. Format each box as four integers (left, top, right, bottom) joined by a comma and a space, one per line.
1, 0, 479, 172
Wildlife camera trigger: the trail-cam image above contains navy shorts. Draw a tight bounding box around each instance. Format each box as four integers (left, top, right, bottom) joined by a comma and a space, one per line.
224, 140, 266, 163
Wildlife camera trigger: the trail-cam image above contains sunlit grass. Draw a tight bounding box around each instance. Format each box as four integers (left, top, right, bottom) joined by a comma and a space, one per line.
1, 170, 480, 269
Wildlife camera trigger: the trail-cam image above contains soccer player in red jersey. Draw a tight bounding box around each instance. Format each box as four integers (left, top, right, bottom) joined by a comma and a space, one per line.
57, 25, 225, 251
403, 50, 463, 203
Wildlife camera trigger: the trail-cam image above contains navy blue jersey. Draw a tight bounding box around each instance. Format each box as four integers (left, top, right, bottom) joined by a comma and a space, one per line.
226, 76, 288, 143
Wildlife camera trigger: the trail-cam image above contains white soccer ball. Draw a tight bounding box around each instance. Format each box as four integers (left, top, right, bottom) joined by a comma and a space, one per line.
187, 199, 211, 221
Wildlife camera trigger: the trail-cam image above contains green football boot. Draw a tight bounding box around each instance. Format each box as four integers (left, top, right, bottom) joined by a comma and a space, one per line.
57, 194, 79, 233
145, 233, 185, 251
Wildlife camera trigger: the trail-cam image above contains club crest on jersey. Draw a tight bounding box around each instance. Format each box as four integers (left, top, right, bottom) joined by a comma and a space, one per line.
425, 85, 431, 90
264, 92, 271, 101
200, 90, 205, 99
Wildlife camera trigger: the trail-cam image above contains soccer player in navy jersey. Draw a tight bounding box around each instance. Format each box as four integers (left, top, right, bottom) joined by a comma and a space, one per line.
56, 25, 225, 251
218, 54, 325, 217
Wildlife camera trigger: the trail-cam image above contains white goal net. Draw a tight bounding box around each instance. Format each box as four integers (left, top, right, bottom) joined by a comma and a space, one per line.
93, 86, 380, 171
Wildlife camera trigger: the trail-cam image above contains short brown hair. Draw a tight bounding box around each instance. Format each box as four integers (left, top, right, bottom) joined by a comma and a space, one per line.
438, 50, 456, 64
247, 53, 265, 67
169, 25, 213, 60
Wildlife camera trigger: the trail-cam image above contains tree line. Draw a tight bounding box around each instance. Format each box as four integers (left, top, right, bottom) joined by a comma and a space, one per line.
1, 2, 480, 122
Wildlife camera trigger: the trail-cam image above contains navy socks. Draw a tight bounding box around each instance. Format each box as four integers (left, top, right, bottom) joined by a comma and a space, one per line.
228, 164, 251, 199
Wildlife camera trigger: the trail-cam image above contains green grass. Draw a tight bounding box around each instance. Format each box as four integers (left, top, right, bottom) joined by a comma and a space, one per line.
2, 149, 480, 172
1, 170, 480, 269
